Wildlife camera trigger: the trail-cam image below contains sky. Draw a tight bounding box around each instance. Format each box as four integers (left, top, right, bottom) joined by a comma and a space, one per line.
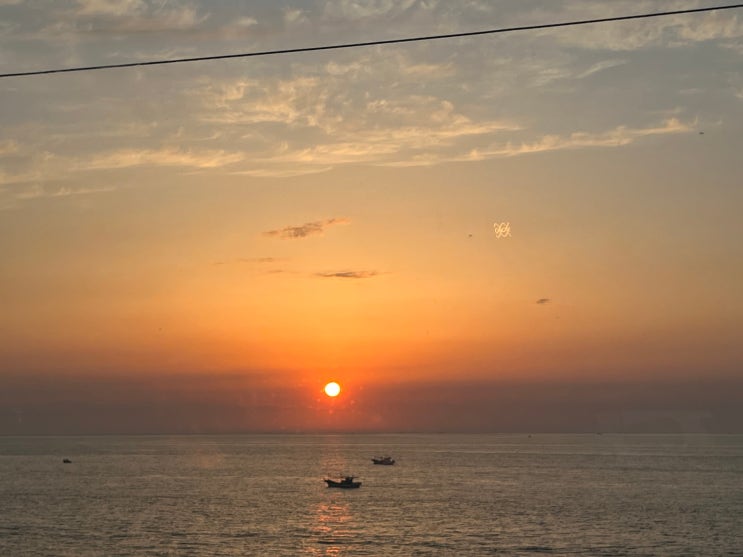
0, 0, 741, 434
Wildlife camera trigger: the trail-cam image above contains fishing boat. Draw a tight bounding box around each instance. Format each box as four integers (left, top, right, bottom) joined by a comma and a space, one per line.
324, 476, 361, 489
371, 456, 395, 465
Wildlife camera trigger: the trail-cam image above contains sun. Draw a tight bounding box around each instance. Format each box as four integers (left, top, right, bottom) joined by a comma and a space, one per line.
324, 381, 341, 397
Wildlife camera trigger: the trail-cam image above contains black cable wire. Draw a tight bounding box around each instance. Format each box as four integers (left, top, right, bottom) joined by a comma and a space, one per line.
1, 4, 741, 79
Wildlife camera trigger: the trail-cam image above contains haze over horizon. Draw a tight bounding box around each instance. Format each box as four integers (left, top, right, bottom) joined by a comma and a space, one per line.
1, 1, 741, 434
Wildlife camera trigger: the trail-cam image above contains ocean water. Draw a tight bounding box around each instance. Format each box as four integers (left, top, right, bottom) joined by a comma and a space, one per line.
1, 434, 741, 556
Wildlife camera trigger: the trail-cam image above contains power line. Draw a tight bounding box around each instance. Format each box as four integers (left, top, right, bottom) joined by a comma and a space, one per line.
1, 4, 741, 79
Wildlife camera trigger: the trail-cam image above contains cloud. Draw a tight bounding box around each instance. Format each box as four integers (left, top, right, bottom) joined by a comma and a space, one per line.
576, 59, 628, 79
676, 12, 743, 43
235, 17, 257, 28
1, 180, 116, 210
78, 147, 244, 171
263, 218, 350, 239
536, 298, 551, 305
465, 118, 691, 161
0, 2, 731, 187
229, 165, 334, 179
76, 0, 146, 17
322, 0, 418, 22
315, 270, 379, 279
546, 4, 743, 51
195, 74, 520, 169
0, 140, 20, 155
403, 62, 457, 79
191, 59, 691, 175
284, 8, 307, 26
197, 76, 324, 125
73, 0, 208, 32
13, 184, 115, 200
380, 118, 690, 168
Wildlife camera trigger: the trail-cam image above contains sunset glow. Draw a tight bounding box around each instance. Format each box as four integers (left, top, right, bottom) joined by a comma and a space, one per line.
0, 1, 741, 435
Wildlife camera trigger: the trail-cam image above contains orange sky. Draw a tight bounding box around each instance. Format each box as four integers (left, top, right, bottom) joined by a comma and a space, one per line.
1, 1, 742, 433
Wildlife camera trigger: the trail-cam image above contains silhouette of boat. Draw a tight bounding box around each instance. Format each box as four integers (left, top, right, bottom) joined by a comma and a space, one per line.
371, 456, 395, 465
324, 476, 361, 489
62, 458, 72, 464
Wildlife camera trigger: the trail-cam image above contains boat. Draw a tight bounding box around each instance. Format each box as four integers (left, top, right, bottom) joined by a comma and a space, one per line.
324, 476, 361, 489
371, 456, 395, 465
62, 458, 72, 464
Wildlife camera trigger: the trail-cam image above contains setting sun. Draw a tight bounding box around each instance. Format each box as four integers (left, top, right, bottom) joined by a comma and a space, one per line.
324, 382, 341, 397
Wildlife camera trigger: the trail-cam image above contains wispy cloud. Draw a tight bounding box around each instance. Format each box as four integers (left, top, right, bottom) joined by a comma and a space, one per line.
263, 218, 350, 240
284, 8, 308, 27
322, 0, 418, 22
12, 183, 115, 200
315, 270, 379, 279
194, 69, 521, 170
576, 59, 627, 79
0, 2, 732, 188
229, 165, 334, 179
548, 4, 743, 51
73, 0, 208, 32
76, 0, 147, 17
197, 76, 324, 124
78, 147, 244, 171
467, 118, 691, 160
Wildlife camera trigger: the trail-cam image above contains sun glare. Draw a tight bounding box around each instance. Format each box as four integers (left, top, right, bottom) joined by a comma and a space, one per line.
324, 382, 341, 397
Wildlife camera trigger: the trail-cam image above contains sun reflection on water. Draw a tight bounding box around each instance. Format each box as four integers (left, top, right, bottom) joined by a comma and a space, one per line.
305, 438, 360, 555
310, 498, 354, 555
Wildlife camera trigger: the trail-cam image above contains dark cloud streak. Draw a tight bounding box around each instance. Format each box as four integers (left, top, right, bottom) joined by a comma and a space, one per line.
315, 270, 379, 279
263, 218, 350, 239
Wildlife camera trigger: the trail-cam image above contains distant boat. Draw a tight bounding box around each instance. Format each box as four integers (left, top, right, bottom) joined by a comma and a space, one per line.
62, 458, 72, 464
324, 476, 361, 489
371, 456, 395, 465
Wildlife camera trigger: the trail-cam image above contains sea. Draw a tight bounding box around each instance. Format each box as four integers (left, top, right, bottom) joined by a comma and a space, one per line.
1, 434, 741, 556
